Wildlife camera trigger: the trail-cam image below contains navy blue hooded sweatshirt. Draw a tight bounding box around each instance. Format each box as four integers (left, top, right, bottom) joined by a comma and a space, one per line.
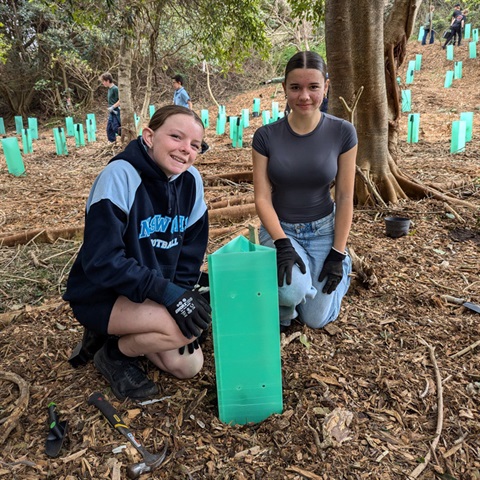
63, 137, 208, 310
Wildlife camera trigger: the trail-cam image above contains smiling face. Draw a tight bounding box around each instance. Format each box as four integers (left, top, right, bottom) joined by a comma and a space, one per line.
283, 68, 328, 117
142, 114, 204, 178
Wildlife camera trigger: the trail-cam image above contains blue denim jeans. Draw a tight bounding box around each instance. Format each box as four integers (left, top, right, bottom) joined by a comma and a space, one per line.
259, 209, 352, 329
422, 28, 435, 45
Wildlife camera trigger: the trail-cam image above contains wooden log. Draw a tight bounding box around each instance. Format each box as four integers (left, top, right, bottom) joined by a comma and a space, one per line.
208, 203, 257, 223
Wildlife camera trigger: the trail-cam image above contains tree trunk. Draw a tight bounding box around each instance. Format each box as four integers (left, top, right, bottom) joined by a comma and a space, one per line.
325, 0, 428, 206
118, 36, 136, 144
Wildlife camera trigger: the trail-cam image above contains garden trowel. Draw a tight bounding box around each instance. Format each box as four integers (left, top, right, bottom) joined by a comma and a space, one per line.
442, 295, 480, 314
45, 402, 68, 458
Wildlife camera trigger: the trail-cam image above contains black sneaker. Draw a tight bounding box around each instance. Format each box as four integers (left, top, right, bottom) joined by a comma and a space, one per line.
93, 343, 158, 400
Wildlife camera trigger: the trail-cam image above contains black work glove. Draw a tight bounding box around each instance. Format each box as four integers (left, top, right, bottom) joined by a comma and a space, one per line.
179, 339, 199, 355
166, 290, 212, 339
318, 248, 346, 294
274, 238, 306, 287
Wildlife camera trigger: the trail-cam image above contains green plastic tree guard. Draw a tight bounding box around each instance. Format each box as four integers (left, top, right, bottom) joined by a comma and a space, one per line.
74, 123, 85, 147
14, 116, 23, 134
233, 118, 243, 149
53, 127, 68, 155
454, 61, 462, 79
86, 113, 97, 132
252, 98, 261, 117
459, 112, 473, 142
200, 109, 209, 128
0, 117, 5, 135
1, 137, 26, 176
21, 129, 33, 154
407, 113, 420, 143
229, 116, 238, 140
27, 118, 38, 140
262, 110, 270, 126
444, 71, 454, 88
65, 117, 75, 137
219, 105, 226, 115
208, 236, 283, 425
406, 61, 415, 84
418, 26, 424, 41
149, 105, 155, 118
241, 109, 250, 128
446, 45, 454, 61
450, 120, 466, 154
401, 90, 411, 112
473, 29, 479, 42
134, 113, 142, 135
415, 54, 422, 71
277, 111, 285, 119
271, 102, 279, 122
216, 113, 226, 135
87, 118, 96, 142
464, 24, 471, 39
469, 42, 477, 59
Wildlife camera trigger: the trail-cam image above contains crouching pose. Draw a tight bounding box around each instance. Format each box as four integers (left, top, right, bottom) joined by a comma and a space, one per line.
64, 105, 211, 400
252, 51, 358, 331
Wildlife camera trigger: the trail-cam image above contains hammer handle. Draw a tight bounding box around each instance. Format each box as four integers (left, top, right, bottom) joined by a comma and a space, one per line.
88, 392, 143, 450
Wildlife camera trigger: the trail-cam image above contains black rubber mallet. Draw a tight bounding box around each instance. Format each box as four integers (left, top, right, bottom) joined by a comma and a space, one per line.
88, 391, 167, 479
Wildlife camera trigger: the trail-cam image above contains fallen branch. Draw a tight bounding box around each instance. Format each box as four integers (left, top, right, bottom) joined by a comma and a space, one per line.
449, 340, 480, 359
0, 371, 30, 446
209, 204, 257, 223
204, 171, 253, 185
355, 166, 388, 208
209, 194, 255, 210
443, 202, 465, 223
0, 226, 83, 247
408, 338, 444, 479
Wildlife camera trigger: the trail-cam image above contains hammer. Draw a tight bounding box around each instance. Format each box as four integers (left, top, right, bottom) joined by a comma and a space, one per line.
88, 392, 167, 479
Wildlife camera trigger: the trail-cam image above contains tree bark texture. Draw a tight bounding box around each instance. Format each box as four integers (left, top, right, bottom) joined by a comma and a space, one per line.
118, 34, 135, 144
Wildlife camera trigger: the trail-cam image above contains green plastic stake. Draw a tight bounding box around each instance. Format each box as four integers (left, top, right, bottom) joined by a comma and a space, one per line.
418, 26, 424, 41
252, 98, 261, 117
149, 105, 155, 118
241, 109, 249, 128
201, 109, 209, 128
459, 112, 473, 142
415, 54, 422, 71
473, 29, 479, 42
262, 110, 270, 126
74, 123, 85, 147
446, 44, 454, 61
53, 127, 68, 156
65, 117, 75, 137
27, 118, 38, 140
407, 113, 420, 143
229, 116, 238, 140
1, 137, 26, 176
271, 102, 279, 121
464, 24, 471, 39
444, 71, 454, 88
21, 129, 33, 154
208, 236, 283, 425
86, 113, 97, 132
401, 90, 411, 112
469, 42, 477, 59
450, 120, 466, 154
406, 61, 415, 84
86, 118, 96, 142
0, 117, 5, 135
216, 113, 226, 135
14, 116, 23, 134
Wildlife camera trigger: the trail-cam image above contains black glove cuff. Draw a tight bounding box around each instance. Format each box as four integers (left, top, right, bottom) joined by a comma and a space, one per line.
274, 238, 292, 248
326, 247, 346, 262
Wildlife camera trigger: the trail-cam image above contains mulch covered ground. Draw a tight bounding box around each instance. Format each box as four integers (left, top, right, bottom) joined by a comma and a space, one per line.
0, 40, 479, 479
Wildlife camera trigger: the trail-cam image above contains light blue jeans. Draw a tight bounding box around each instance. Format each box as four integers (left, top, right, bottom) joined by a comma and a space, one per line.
259, 209, 352, 329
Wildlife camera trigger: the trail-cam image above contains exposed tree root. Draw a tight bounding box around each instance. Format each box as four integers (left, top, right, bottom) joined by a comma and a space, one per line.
349, 247, 378, 289
0, 371, 30, 446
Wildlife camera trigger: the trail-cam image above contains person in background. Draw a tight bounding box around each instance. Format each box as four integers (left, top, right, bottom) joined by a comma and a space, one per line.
252, 51, 358, 332
172, 74, 209, 153
444, 3, 465, 48
422, 5, 435, 45
63, 105, 211, 400
100, 72, 121, 143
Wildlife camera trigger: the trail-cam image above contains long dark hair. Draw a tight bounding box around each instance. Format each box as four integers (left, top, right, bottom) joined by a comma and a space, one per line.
284, 51, 328, 82
148, 105, 204, 131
